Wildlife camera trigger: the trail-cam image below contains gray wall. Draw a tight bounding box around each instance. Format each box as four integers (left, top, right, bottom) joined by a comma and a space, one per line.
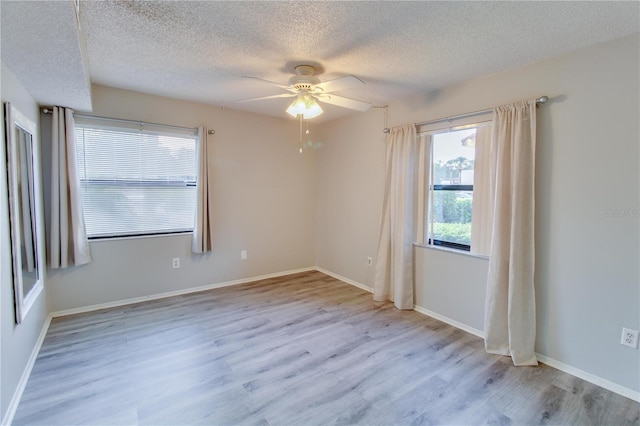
46, 85, 317, 312
314, 108, 386, 289
414, 248, 488, 334
1, 62, 49, 421
316, 35, 640, 395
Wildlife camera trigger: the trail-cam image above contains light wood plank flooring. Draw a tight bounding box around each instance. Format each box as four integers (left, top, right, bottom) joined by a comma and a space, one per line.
13, 271, 640, 425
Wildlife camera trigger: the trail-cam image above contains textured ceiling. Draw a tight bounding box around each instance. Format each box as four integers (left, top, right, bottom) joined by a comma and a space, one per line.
2, 1, 639, 122
1, 0, 91, 111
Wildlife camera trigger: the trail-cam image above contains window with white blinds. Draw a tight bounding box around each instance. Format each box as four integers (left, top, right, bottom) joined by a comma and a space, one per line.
74, 116, 198, 238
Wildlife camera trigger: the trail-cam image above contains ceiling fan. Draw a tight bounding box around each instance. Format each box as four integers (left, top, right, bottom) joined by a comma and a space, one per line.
239, 65, 372, 119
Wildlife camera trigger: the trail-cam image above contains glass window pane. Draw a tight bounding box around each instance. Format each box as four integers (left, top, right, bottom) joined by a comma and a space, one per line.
432, 128, 476, 185
432, 190, 473, 246
429, 127, 479, 249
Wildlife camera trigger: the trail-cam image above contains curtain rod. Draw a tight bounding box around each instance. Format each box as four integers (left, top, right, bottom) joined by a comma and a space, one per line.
40, 107, 215, 134
382, 96, 548, 134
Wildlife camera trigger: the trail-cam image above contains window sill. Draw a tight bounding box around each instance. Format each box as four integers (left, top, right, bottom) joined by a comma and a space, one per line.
413, 242, 489, 260
89, 231, 192, 243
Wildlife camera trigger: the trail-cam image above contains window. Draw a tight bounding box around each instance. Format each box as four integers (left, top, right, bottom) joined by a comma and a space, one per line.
74, 117, 198, 239
426, 122, 491, 252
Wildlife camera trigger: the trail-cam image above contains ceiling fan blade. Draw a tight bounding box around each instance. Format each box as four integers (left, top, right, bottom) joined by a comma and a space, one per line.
316, 94, 371, 112
236, 93, 297, 102
313, 75, 364, 93
242, 76, 295, 91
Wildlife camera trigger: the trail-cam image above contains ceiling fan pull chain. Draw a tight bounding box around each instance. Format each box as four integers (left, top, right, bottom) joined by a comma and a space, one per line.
299, 114, 303, 154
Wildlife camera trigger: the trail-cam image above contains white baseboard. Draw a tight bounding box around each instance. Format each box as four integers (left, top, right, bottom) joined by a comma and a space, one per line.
412, 304, 485, 339
51, 267, 316, 318
2, 314, 52, 426
316, 267, 640, 403
315, 267, 373, 293
535, 353, 640, 402
21, 265, 639, 420
314, 268, 484, 340
410, 304, 639, 402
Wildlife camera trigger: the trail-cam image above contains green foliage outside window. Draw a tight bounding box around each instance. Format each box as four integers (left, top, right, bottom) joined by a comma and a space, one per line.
432, 192, 472, 223
433, 222, 472, 246
432, 191, 473, 246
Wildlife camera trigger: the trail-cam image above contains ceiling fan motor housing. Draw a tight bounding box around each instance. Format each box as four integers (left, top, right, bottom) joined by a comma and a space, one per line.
290, 65, 321, 91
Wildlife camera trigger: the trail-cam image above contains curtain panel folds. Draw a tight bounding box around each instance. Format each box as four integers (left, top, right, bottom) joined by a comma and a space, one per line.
484, 99, 538, 366
191, 126, 214, 254
50, 106, 91, 269
470, 125, 493, 255
373, 124, 427, 310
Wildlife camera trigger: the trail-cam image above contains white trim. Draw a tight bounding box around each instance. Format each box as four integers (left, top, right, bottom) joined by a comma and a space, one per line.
88, 230, 192, 243
535, 353, 640, 403
16, 265, 639, 420
20, 281, 44, 322
413, 304, 484, 339
414, 242, 490, 261
51, 267, 316, 318
410, 304, 639, 402
2, 314, 52, 426
315, 267, 373, 293
318, 267, 639, 403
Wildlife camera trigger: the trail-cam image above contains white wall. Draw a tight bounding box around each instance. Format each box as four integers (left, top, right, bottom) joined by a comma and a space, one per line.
46, 85, 316, 312
0, 62, 49, 421
316, 35, 640, 396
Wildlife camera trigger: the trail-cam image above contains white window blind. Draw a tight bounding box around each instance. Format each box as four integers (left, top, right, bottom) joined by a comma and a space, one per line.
74, 116, 198, 238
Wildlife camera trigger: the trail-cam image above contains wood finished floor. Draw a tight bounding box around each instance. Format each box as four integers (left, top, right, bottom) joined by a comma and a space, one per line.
14, 271, 640, 425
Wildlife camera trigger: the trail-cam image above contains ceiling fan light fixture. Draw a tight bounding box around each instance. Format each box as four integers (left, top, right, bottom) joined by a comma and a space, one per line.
286, 94, 323, 119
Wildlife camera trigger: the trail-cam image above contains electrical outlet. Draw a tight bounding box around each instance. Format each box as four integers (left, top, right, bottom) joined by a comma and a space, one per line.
172, 258, 180, 269
621, 327, 639, 349
241, 250, 247, 260
367, 257, 373, 267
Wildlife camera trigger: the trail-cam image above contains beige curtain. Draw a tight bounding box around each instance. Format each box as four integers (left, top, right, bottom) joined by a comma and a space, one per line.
373, 125, 426, 310
192, 127, 213, 253
484, 100, 538, 366
470, 125, 493, 255
50, 107, 91, 268
416, 134, 430, 246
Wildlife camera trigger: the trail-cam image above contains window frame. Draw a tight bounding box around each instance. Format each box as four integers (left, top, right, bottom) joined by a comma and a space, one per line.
74, 115, 199, 240
430, 184, 474, 251
422, 118, 492, 253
